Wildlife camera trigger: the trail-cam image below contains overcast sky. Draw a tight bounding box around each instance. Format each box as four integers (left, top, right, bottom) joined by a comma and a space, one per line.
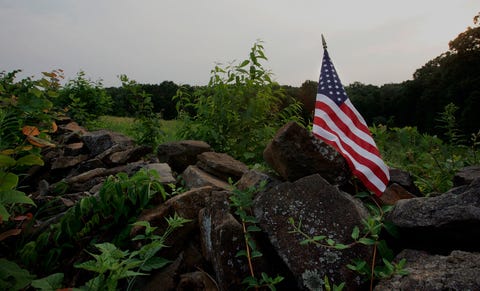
1, 1, 478, 87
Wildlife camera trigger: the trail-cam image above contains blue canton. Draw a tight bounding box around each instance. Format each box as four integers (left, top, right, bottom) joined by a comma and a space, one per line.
317, 50, 348, 106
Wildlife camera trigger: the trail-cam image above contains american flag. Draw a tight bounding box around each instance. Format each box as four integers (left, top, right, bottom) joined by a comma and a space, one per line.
312, 45, 390, 196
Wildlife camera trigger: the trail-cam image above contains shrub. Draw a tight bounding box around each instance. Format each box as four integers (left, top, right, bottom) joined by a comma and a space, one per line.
175, 41, 303, 164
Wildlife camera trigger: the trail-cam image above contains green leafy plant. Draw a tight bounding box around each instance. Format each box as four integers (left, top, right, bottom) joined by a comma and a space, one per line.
19, 169, 168, 273
289, 192, 407, 291
119, 75, 164, 148
372, 123, 479, 194
30, 273, 64, 291
0, 70, 60, 228
229, 180, 284, 290
175, 40, 303, 164
56, 71, 112, 125
75, 214, 190, 291
0, 258, 35, 291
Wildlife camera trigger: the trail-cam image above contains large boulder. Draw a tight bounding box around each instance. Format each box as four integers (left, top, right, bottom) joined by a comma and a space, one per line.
253, 174, 371, 290
196, 152, 248, 182
82, 130, 134, 157
157, 140, 212, 173
263, 121, 350, 186
199, 190, 249, 291
375, 249, 480, 290
386, 177, 480, 253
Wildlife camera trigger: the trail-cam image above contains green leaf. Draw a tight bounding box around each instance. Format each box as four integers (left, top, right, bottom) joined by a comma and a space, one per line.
247, 225, 261, 232
313, 235, 327, 241
0, 172, 18, 190
358, 238, 376, 245
326, 238, 335, 246
236, 250, 248, 257
0, 258, 35, 290
0, 203, 9, 222
251, 250, 263, 258
31, 273, 64, 291
239, 60, 250, 68
0, 190, 35, 206
140, 256, 171, 271
334, 243, 349, 250
16, 154, 44, 166
0, 155, 16, 168
351, 226, 360, 240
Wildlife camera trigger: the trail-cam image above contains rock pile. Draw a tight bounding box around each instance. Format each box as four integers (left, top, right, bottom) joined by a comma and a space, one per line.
28, 120, 480, 290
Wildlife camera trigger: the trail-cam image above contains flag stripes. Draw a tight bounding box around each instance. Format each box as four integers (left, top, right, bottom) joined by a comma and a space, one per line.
312, 47, 390, 196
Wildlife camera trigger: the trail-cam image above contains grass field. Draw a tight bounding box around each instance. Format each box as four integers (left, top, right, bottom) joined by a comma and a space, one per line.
87, 116, 182, 143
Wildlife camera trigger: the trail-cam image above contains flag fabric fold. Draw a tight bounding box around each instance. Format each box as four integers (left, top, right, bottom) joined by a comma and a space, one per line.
312, 49, 390, 196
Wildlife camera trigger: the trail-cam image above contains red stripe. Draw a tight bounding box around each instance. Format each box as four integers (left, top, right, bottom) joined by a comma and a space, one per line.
312, 116, 389, 184
315, 100, 381, 156
313, 130, 386, 196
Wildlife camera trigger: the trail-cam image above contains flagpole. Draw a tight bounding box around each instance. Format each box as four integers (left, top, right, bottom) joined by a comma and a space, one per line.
321, 34, 327, 50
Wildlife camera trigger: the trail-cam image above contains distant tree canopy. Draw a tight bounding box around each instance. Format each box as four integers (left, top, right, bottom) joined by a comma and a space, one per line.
107, 80, 181, 120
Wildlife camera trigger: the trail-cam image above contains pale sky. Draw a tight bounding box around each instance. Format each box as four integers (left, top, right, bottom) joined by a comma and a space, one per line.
1, 1, 478, 87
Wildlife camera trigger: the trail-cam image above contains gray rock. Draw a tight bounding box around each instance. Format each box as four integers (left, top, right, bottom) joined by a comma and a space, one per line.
82, 130, 133, 157
375, 249, 480, 290
197, 151, 248, 182
157, 140, 212, 173
263, 121, 350, 185
199, 191, 248, 291
143, 163, 176, 184
106, 145, 152, 165
51, 154, 89, 169
235, 170, 281, 192
182, 165, 231, 190
386, 177, 480, 252
253, 174, 371, 290
454, 165, 480, 187
389, 168, 421, 196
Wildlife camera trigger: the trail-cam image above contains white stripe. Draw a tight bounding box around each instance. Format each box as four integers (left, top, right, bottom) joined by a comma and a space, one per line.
313, 100, 387, 171
312, 125, 387, 192
315, 94, 377, 148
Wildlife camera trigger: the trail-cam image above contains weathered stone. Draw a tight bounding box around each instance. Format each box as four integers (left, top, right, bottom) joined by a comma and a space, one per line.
68, 158, 106, 177
82, 130, 133, 157
106, 145, 152, 165
60, 121, 87, 135
263, 121, 350, 185
454, 165, 480, 187
70, 176, 105, 192
182, 165, 231, 190
133, 186, 211, 232
235, 170, 281, 192
65, 167, 107, 184
377, 183, 416, 205
157, 140, 212, 173
253, 174, 371, 290
103, 161, 146, 177
197, 152, 248, 181
143, 163, 176, 184
51, 154, 89, 169
389, 168, 422, 196
386, 177, 480, 253
176, 271, 218, 291
375, 249, 480, 290
199, 191, 248, 291
63, 142, 85, 156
